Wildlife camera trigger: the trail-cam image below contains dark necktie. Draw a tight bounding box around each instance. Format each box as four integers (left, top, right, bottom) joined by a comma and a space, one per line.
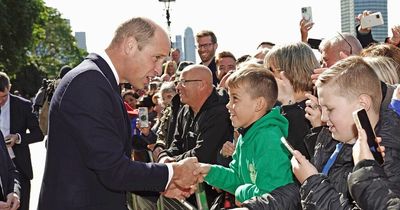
322, 143, 343, 175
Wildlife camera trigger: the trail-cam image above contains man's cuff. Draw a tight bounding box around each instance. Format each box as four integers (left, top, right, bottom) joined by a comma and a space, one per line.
165, 163, 174, 190
16, 133, 21, 144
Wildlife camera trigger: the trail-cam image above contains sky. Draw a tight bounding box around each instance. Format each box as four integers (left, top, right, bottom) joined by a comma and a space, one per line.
44, 0, 400, 61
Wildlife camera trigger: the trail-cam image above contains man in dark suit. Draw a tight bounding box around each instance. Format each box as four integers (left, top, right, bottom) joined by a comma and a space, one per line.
38, 17, 200, 210
0, 131, 20, 210
0, 72, 44, 210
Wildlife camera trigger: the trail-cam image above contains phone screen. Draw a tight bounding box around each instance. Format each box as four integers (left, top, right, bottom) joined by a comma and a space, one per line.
353, 108, 383, 164
138, 107, 149, 128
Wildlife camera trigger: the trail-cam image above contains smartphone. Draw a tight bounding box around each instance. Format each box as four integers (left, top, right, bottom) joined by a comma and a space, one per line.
138, 107, 149, 128
301, 6, 313, 23
360, 12, 384, 29
352, 108, 384, 164
281, 136, 295, 154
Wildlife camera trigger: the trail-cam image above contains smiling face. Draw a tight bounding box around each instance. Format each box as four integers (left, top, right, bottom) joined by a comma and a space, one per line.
226, 85, 260, 128
196, 36, 217, 63
318, 85, 358, 143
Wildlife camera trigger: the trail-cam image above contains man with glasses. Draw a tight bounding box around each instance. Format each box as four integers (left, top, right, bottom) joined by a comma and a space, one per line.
158, 64, 234, 207
196, 30, 219, 86
0, 72, 43, 210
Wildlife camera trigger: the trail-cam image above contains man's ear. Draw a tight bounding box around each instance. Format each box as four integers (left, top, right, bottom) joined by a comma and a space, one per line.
359, 93, 372, 111
124, 37, 138, 55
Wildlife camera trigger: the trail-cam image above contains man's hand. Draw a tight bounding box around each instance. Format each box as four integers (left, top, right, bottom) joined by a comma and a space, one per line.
0, 193, 20, 210
353, 128, 385, 165
4, 134, 19, 147
172, 157, 199, 189
291, 150, 318, 184
162, 181, 195, 200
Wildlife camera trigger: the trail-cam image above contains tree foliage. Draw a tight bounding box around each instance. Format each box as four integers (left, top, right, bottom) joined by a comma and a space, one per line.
0, 0, 87, 97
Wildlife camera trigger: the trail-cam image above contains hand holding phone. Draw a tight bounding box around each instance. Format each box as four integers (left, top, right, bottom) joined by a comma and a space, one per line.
352, 108, 383, 164
281, 137, 294, 154
301, 7, 313, 23
138, 107, 149, 128
360, 12, 384, 29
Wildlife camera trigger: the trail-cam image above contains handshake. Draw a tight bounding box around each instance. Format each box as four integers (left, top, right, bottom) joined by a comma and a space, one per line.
161, 157, 211, 200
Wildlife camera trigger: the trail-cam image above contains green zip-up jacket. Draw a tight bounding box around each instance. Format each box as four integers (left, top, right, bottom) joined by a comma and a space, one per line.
205, 107, 294, 202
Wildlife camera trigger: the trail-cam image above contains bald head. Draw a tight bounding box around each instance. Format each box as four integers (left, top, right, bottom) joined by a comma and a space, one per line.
181, 64, 213, 86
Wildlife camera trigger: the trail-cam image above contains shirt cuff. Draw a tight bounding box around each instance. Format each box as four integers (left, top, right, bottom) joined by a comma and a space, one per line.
16, 133, 21, 144
165, 163, 174, 190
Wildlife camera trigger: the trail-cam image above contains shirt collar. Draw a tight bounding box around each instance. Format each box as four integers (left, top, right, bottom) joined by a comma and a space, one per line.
99, 50, 120, 85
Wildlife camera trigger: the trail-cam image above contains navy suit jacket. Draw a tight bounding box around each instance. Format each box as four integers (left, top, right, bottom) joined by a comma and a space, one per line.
0, 132, 20, 201
9, 94, 44, 180
38, 53, 169, 210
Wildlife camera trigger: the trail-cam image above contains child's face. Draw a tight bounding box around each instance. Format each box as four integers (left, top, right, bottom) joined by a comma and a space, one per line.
226, 85, 259, 128
318, 85, 358, 143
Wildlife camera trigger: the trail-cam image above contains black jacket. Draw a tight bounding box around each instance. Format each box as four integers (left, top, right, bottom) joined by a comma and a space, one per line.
348, 159, 400, 210
281, 100, 312, 159
300, 127, 357, 210
159, 88, 233, 164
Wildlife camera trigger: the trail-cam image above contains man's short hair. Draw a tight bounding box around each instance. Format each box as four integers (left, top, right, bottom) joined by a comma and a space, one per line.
111, 17, 156, 50
316, 56, 382, 113
196, 30, 217, 44
216, 51, 236, 64
0, 72, 10, 92
226, 62, 278, 111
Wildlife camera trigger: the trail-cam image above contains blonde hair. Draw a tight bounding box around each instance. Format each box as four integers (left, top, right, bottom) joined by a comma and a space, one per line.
226, 62, 277, 110
264, 42, 319, 93
316, 56, 382, 113
163, 60, 177, 76
362, 56, 399, 85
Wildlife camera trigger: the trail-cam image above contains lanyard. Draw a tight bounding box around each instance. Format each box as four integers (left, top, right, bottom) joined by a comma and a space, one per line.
322, 143, 343, 175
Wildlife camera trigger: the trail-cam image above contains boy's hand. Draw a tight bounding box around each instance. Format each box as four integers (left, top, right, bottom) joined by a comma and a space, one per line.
304, 93, 323, 128
193, 163, 211, 183
220, 141, 235, 157
353, 128, 385, 165
291, 150, 318, 184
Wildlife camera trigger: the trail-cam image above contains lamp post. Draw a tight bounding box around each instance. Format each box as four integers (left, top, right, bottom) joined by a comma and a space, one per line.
158, 0, 175, 42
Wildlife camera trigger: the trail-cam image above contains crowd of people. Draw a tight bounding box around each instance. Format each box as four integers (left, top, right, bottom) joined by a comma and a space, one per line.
1, 9, 400, 210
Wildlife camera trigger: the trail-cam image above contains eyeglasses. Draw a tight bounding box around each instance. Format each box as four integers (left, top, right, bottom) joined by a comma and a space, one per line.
196, 43, 214, 49
175, 79, 202, 87
336, 32, 352, 55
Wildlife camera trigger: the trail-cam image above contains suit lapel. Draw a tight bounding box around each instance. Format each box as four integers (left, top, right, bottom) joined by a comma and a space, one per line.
86, 54, 132, 153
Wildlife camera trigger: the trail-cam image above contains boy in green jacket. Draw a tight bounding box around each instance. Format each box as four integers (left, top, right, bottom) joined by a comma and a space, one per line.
196, 62, 294, 205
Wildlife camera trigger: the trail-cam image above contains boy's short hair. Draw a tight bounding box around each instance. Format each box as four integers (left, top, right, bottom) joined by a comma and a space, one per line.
226, 62, 277, 111
316, 56, 382, 113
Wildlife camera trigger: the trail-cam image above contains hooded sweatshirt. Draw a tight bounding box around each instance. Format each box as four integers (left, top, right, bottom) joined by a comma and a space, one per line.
204, 107, 293, 202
